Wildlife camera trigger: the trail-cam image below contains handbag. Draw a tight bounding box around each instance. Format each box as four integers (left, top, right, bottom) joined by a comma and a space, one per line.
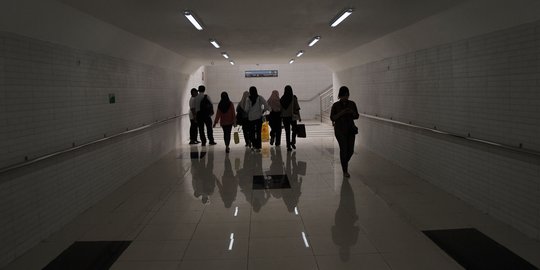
233, 128, 240, 144
295, 124, 306, 138
261, 121, 270, 142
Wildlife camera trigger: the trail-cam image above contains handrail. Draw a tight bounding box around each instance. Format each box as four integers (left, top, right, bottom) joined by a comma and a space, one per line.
298, 85, 333, 102
359, 113, 540, 158
0, 114, 186, 174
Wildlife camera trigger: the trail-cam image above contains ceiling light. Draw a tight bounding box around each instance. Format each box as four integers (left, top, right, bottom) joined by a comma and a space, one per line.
330, 8, 354, 27
183, 10, 203, 31
229, 61, 235, 65
222, 52, 229, 59
308, 36, 321, 47
209, 39, 220, 48
289, 59, 295, 64
296, 50, 304, 57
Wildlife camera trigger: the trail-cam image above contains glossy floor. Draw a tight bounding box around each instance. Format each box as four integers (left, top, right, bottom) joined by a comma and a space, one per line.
5, 122, 540, 270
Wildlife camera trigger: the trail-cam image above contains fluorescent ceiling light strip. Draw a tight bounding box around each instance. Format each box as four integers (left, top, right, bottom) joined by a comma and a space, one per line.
222, 52, 229, 59
289, 59, 295, 64
294, 207, 299, 215
229, 61, 235, 65
183, 10, 203, 30
296, 50, 304, 57
301, 232, 310, 247
210, 39, 220, 48
234, 207, 239, 216
330, 8, 354, 27
308, 36, 321, 47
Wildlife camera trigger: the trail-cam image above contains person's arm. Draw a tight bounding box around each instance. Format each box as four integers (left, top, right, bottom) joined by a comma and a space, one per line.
330, 103, 338, 122
293, 98, 301, 122
351, 102, 359, 120
231, 103, 237, 126
260, 96, 270, 113
213, 109, 222, 127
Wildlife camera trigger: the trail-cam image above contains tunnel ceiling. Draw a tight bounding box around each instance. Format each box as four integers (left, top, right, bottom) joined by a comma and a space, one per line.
58, 0, 467, 67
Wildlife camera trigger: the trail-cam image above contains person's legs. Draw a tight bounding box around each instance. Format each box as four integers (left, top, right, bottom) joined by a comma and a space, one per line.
242, 122, 250, 147
268, 112, 279, 145
282, 117, 292, 150
253, 119, 263, 149
222, 125, 232, 147
335, 132, 350, 176
291, 120, 297, 148
189, 119, 198, 143
248, 120, 257, 148
346, 134, 356, 164
204, 116, 215, 144
197, 115, 207, 145
274, 118, 282, 146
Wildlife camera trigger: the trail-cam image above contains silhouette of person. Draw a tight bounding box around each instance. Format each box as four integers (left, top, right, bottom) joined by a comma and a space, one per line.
216, 155, 238, 208
282, 150, 303, 213
331, 178, 359, 261
191, 147, 217, 204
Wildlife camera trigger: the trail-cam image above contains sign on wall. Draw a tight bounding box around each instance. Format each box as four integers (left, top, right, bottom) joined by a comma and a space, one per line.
245, 70, 278, 78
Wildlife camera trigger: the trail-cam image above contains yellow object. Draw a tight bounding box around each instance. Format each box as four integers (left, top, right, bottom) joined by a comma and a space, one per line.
233, 131, 240, 144
261, 121, 270, 142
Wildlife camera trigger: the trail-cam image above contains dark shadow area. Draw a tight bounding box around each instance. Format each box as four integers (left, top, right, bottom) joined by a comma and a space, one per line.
424, 228, 538, 270
332, 178, 359, 262
43, 241, 131, 270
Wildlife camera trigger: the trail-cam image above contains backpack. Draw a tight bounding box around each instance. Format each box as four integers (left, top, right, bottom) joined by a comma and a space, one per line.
199, 95, 214, 116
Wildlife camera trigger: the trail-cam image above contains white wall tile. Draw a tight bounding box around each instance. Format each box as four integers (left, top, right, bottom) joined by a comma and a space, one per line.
338, 20, 540, 240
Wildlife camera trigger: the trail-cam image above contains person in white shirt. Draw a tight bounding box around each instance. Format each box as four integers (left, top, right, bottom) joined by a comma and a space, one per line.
188, 88, 200, 144
244, 86, 269, 151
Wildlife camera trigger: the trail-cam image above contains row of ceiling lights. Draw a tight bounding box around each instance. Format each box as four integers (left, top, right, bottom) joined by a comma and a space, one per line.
183, 8, 353, 65
289, 8, 354, 64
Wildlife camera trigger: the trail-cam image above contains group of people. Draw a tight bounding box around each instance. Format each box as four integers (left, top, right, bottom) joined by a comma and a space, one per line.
189, 84, 359, 178
189, 84, 302, 153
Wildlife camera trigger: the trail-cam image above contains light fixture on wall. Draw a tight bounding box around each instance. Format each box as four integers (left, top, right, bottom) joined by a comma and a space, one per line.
209, 39, 221, 48
296, 50, 304, 57
330, 8, 354, 27
222, 52, 229, 59
308, 36, 321, 47
229, 61, 235, 65
289, 59, 295, 64
183, 10, 204, 31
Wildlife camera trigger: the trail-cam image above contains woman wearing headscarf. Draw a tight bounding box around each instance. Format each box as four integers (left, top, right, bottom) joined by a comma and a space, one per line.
280, 85, 301, 151
213, 91, 236, 153
244, 86, 269, 151
267, 90, 282, 146
330, 86, 359, 178
236, 91, 251, 147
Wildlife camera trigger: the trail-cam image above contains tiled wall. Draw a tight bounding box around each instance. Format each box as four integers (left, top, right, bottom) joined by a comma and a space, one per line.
335, 20, 540, 239
0, 32, 186, 267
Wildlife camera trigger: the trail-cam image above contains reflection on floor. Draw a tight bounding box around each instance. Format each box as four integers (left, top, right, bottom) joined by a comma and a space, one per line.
252, 175, 291, 189
4, 122, 540, 270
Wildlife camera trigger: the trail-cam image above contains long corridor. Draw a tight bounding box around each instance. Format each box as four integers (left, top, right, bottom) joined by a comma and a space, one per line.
5, 122, 540, 270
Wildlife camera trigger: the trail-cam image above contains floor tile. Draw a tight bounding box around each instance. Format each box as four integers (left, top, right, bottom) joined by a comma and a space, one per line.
182, 237, 248, 260
110, 261, 180, 270
315, 254, 391, 270
248, 256, 318, 270
178, 259, 247, 270
117, 240, 188, 261
248, 237, 313, 258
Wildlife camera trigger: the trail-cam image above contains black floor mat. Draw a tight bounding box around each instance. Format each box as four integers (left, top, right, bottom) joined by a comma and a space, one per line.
423, 228, 537, 270
43, 241, 131, 270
